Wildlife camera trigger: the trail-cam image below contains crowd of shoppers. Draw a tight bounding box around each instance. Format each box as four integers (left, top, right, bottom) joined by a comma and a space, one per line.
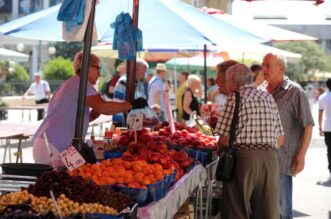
30, 49, 329, 219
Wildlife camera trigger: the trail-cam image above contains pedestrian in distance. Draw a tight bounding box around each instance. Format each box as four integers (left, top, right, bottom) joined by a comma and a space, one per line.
318, 78, 331, 182
23, 72, 51, 120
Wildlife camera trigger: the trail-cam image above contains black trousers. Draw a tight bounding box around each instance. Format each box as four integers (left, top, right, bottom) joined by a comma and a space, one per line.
35, 98, 49, 120
325, 132, 331, 174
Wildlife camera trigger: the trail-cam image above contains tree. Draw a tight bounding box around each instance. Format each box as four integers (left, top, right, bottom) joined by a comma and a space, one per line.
274, 41, 330, 81
43, 57, 75, 80
51, 42, 83, 60
0, 61, 29, 81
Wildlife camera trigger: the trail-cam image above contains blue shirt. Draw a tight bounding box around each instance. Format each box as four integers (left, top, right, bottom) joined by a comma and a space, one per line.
33, 76, 98, 153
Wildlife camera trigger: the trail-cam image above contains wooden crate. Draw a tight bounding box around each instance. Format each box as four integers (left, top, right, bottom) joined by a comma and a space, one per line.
173, 202, 194, 219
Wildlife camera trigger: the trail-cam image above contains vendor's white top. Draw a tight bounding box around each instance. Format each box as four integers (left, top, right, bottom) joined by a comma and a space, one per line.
318, 91, 331, 132
27, 80, 50, 101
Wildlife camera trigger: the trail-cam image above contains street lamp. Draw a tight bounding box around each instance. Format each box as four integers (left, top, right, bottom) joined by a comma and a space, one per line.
48, 46, 56, 55
17, 43, 25, 52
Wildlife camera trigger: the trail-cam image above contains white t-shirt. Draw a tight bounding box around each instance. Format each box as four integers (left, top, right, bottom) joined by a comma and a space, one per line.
148, 75, 165, 112
318, 91, 331, 132
27, 80, 51, 101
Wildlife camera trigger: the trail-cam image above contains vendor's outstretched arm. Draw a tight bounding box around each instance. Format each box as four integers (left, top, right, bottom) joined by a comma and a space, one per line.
86, 95, 132, 115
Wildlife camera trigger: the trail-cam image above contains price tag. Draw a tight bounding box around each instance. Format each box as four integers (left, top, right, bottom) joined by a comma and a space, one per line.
128, 113, 143, 131
59, 146, 86, 171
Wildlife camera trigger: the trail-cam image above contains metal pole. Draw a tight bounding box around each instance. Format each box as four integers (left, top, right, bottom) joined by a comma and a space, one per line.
126, 0, 140, 103
73, 0, 97, 147
203, 44, 208, 103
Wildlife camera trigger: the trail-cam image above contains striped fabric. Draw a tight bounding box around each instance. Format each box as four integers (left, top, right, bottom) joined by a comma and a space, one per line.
268, 78, 314, 176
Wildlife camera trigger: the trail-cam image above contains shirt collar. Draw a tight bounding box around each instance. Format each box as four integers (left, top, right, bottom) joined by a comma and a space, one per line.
238, 83, 256, 91
280, 76, 290, 90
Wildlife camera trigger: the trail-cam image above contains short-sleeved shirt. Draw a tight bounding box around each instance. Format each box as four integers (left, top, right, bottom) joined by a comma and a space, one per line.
33, 76, 98, 153
148, 75, 166, 113
269, 78, 314, 176
215, 83, 284, 150
113, 75, 148, 124
27, 80, 51, 101
318, 91, 331, 132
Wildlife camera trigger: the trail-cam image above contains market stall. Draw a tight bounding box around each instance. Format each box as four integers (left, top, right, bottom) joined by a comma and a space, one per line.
0, 0, 222, 218
0, 120, 219, 218
138, 164, 207, 219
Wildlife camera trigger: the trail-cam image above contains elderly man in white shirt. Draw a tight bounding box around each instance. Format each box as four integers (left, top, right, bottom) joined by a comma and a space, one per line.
23, 73, 51, 120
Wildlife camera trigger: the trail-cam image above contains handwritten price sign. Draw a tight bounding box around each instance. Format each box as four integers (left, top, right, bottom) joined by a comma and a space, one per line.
59, 146, 86, 171
128, 113, 143, 131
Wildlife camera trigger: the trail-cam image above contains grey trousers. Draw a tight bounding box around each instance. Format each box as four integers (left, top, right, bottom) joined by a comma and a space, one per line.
221, 149, 280, 219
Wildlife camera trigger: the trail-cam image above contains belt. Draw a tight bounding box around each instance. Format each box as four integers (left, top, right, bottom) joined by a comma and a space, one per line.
234, 143, 276, 151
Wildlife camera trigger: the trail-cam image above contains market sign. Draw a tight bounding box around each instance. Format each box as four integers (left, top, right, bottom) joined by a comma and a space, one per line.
60, 146, 86, 171
128, 113, 143, 131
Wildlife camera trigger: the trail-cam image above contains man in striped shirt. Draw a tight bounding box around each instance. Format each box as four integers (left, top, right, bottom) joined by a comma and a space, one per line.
215, 63, 284, 219
113, 59, 149, 127
263, 53, 314, 219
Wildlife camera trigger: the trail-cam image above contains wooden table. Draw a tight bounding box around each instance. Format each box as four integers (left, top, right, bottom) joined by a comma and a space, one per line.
0, 104, 48, 121
0, 122, 41, 163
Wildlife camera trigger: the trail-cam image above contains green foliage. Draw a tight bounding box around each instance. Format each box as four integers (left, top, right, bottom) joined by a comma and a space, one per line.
274, 41, 330, 81
51, 42, 83, 60
43, 57, 75, 80
0, 61, 29, 82
9, 64, 30, 81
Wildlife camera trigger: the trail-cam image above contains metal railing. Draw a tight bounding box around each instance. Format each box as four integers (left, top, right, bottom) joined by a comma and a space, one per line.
0, 80, 64, 96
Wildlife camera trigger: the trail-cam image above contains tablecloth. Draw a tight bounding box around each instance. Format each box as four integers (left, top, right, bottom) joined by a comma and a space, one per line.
138, 164, 207, 219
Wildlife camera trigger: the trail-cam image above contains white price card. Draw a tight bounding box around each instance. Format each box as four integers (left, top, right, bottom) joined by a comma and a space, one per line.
128, 113, 143, 131
59, 146, 86, 171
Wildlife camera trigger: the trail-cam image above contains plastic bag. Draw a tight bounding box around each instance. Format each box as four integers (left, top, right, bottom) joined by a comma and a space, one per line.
111, 12, 143, 60
185, 111, 197, 127
61, 0, 98, 41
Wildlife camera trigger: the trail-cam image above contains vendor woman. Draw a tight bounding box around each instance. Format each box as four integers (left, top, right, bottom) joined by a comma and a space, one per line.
32, 51, 132, 166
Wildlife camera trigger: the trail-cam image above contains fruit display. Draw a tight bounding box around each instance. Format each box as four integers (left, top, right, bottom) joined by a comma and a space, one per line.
121, 138, 194, 180
119, 127, 216, 151
27, 170, 132, 212
200, 103, 220, 129
70, 159, 171, 188
0, 190, 118, 218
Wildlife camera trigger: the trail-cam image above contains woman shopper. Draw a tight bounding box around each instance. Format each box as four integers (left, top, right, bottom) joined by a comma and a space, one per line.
32, 51, 132, 166
182, 74, 202, 121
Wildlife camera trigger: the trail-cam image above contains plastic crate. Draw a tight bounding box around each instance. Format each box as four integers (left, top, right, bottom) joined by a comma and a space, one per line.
104, 150, 122, 160
85, 203, 138, 219
146, 180, 166, 202
184, 148, 208, 166
112, 186, 148, 207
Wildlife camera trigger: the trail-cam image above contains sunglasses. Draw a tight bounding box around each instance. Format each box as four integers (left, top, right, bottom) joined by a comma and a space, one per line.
90, 64, 102, 73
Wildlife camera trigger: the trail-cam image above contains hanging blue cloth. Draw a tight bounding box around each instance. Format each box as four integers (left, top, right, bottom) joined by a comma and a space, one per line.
111, 12, 143, 60
57, 0, 86, 31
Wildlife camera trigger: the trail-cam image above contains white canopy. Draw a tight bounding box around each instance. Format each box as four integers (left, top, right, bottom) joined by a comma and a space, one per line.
0, 48, 29, 62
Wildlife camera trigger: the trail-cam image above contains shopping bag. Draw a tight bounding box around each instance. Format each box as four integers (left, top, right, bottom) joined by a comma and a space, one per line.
215, 91, 240, 182
61, 0, 98, 42
215, 147, 235, 182
185, 111, 197, 127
